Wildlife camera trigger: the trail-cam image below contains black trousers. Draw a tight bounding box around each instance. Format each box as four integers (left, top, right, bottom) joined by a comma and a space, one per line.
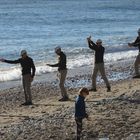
75, 118, 83, 140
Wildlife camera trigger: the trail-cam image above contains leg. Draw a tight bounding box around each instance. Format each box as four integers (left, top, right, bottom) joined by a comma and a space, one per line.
92, 64, 98, 90
22, 76, 28, 103
23, 74, 32, 104
75, 118, 82, 140
26, 75, 32, 103
134, 54, 140, 75
99, 63, 111, 90
59, 70, 68, 99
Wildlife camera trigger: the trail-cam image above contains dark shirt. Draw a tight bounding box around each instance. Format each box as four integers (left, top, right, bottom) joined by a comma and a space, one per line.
4, 56, 36, 78
49, 51, 67, 71
88, 40, 105, 63
132, 36, 140, 52
75, 95, 88, 119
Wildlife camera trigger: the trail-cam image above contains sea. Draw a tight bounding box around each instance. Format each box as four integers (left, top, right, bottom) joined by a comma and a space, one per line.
0, 0, 140, 82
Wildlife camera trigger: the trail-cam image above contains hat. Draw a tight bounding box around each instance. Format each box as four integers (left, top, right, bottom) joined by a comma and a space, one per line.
21, 50, 27, 55
55, 46, 61, 52
138, 28, 140, 33
79, 87, 89, 95
96, 39, 102, 43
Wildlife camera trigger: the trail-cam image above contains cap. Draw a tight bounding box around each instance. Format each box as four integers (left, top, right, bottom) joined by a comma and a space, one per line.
138, 28, 140, 33
79, 87, 89, 95
55, 46, 61, 52
21, 50, 27, 55
96, 39, 102, 43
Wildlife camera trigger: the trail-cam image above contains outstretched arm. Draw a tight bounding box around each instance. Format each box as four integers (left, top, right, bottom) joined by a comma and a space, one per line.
128, 37, 140, 47
46, 63, 59, 67
0, 58, 20, 64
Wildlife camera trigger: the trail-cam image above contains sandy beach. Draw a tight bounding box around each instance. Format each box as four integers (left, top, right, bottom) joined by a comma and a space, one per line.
0, 62, 140, 140
0, 0, 140, 139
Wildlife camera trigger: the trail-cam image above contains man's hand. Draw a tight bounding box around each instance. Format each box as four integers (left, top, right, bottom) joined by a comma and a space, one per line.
0, 58, 5, 62
87, 36, 92, 41
30, 77, 33, 83
30, 76, 34, 82
128, 43, 133, 47
46, 64, 51, 66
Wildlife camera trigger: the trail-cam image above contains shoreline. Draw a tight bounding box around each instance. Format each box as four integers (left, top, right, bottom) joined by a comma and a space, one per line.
0, 58, 135, 91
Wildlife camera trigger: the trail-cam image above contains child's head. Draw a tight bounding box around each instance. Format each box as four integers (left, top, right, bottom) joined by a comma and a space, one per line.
79, 87, 89, 97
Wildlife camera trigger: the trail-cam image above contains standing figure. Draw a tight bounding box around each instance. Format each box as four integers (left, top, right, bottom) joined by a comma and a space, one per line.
0, 50, 36, 105
75, 87, 89, 140
87, 36, 111, 92
47, 46, 69, 101
128, 28, 140, 78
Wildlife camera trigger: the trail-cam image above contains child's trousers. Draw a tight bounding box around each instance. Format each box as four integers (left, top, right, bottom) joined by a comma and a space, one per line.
75, 118, 83, 140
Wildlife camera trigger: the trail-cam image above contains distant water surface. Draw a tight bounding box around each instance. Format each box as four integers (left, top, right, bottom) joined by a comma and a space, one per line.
0, 0, 140, 81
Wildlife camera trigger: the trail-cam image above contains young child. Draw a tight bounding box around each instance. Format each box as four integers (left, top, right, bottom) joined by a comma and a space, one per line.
75, 87, 89, 140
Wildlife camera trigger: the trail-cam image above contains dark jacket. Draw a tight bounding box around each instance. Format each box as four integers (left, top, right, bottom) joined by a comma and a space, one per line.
4, 56, 36, 78
132, 36, 140, 52
88, 40, 104, 63
49, 51, 67, 71
75, 95, 88, 119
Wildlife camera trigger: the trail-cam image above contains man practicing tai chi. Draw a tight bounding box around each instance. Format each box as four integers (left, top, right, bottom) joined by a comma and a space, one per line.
128, 28, 140, 78
87, 36, 111, 92
0, 50, 36, 105
47, 46, 69, 101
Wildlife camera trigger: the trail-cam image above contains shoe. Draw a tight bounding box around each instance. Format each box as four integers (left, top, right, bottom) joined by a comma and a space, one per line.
27, 102, 33, 105
133, 75, 140, 78
59, 97, 69, 102
107, 87, 111, 92
21, 102, 33, 106
89, 88, 97, 92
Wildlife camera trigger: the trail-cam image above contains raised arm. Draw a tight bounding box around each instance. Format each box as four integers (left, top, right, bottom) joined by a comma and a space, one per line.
87, 36, 98, 50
